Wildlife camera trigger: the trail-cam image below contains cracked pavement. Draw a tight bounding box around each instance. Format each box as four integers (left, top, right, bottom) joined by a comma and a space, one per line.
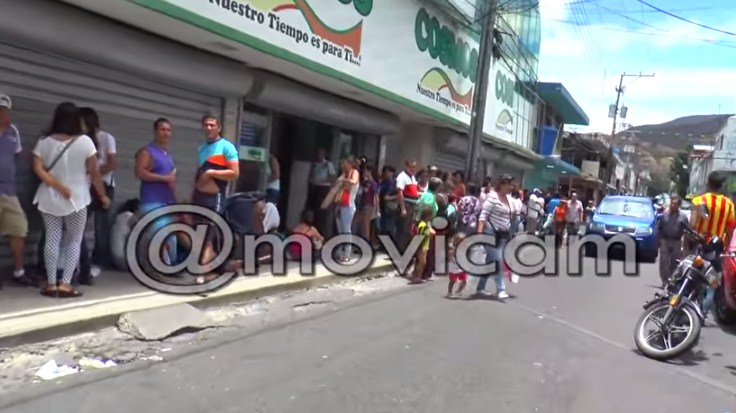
1, 255, 736, 412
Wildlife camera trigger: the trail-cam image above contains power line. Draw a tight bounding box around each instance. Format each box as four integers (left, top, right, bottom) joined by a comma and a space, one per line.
583, 3, 736, 49
634, 0, 736, 38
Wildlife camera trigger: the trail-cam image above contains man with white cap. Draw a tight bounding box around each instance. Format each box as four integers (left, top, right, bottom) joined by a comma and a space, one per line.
0, 93, 35, 288
527, 188, 545, 235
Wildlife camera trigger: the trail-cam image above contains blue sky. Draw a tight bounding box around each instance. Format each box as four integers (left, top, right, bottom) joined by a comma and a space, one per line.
537, 0, 736, 133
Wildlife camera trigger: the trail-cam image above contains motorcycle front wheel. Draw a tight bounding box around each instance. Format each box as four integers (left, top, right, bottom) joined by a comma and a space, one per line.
634, 301, 701, 361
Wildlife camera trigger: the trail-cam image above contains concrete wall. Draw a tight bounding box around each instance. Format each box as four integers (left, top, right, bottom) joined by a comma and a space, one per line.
384, 122, 435, 169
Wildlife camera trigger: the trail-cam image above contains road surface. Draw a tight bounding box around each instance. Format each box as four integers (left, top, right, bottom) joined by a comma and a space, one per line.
2, 252, 736, 412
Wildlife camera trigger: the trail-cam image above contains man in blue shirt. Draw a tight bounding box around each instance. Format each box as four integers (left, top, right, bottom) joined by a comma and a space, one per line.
193, 115, 239, 214
191, 115, 239, 279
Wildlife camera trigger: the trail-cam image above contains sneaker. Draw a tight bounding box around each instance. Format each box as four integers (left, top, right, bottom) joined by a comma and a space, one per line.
11, 273, 39, 288
497, 291, 510, 300
475, 290, 492, 297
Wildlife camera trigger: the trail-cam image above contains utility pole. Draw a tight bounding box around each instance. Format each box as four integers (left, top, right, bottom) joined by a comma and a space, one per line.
465, 0, 497, 183
607, 72, 655, 193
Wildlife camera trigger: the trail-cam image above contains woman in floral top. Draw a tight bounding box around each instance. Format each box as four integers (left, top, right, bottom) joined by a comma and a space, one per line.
457, 183, 482, 233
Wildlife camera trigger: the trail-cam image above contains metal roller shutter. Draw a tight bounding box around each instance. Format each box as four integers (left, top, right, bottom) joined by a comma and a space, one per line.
433, 152, 466, 175
0, 41, 224, 266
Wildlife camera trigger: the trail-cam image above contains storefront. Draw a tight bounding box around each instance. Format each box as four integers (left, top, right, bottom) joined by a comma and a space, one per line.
0, 0, 257, 267
235, 71, 399, 229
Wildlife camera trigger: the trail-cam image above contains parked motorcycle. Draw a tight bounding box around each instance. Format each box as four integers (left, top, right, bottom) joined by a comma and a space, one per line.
633, 227, 726, 360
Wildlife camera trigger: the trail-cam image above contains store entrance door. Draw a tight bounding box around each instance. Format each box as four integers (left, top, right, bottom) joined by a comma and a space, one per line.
272, 113, 335, 231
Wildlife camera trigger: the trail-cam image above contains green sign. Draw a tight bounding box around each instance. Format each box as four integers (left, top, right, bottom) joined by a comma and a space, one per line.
239, 145, 267, 162
414, 7, 478, 83
337, 0, 373, 17
495, 70, 516, 108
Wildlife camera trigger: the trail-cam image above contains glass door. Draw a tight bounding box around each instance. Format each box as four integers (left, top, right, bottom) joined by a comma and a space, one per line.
236, 103, 271, 192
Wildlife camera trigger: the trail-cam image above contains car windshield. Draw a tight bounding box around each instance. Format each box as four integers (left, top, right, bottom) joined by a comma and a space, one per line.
598, 199, 653, 219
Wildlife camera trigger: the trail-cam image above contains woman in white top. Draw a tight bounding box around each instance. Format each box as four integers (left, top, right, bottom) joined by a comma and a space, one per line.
79, 107, 117, 272
33, 102, 110, 298
475, 174, 515, 299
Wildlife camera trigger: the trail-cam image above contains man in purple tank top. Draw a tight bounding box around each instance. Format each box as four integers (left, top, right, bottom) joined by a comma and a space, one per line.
135, 118, 178, 266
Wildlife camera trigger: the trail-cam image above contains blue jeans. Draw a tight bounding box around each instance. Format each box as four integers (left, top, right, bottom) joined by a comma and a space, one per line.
335, 205, 356, 260
139, 203, 178, 266
476, 227, 508, 294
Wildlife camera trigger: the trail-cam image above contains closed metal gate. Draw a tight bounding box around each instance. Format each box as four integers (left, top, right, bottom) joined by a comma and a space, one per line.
0, 41, 223, 266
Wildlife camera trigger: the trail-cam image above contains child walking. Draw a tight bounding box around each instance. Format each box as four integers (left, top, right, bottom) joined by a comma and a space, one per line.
447, 232, 468, 298
410, 207, 434, 284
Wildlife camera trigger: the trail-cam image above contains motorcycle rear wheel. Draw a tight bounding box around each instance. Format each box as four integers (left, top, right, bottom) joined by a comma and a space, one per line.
634, 301, 701, 361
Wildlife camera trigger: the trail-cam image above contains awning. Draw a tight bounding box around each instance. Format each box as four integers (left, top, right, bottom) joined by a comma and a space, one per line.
537, 82, 590, 126
538, 156, 580, 176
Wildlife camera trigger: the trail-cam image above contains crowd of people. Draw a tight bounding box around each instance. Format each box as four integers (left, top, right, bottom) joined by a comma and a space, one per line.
0, 89, 604, 302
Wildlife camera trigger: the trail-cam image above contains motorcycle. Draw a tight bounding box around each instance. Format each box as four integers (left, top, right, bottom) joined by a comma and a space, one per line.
633, 227, 726, 360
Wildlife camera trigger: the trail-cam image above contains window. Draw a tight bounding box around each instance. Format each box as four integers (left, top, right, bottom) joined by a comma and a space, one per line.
598, 198, 653, 220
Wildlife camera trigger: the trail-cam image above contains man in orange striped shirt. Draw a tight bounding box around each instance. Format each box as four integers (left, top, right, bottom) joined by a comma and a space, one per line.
690, 172, 736, 244
690, 172, 736, 321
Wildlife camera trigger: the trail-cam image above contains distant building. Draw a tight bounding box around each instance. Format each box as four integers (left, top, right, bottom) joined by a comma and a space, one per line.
689, 145, 715, 196
707, 116, 736, 198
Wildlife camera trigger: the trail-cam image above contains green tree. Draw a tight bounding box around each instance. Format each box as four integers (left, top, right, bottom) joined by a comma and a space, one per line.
669, 145, 691, 197
647, 170, 671, 196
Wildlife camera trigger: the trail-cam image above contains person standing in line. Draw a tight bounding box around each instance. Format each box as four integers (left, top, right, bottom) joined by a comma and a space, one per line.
79, 108, 117, 268
416, 177, 441, 281
656, 195, 689, 288
334, 158, 359, 263
135, 118, 178, 266
566, 190, 584, 240
192, 114, 239, 268
585, 199, 596, 223
0, 93, 36, 288
395, 160, 420, 250
308, 148, 337, 239
457, 183, 482, 234
265, 152, 280, 206
33, 102, 110, 298
527, 188, 545, 235
409, 207, 434, 285
354, 163, 379, 246
475, 174, 515, 300
451, 170, 466, 198
378, 165, 399, 243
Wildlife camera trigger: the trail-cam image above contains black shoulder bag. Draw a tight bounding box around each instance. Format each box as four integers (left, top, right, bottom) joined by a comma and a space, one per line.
31, 136, 80, 195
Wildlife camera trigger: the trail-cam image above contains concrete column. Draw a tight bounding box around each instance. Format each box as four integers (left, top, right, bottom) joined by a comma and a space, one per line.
222, 96, 242, 195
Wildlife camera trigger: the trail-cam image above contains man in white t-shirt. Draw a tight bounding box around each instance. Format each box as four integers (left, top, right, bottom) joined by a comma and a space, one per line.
566, 190, 584, 237
395, 159, 419, 249
527, 188, 545, 235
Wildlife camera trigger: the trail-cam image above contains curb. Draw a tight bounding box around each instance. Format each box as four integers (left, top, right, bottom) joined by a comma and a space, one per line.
0, 261, 395, 348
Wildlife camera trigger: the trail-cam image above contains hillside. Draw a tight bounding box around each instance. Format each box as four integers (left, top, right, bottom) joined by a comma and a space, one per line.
622, 114, 733, 155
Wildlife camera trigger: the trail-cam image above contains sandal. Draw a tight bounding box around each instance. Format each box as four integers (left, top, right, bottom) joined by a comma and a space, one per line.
56, 284, 83, 298
40, 285, 58, 298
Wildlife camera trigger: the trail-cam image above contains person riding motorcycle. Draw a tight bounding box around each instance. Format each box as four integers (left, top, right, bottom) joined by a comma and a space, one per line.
690, 172, 736, 319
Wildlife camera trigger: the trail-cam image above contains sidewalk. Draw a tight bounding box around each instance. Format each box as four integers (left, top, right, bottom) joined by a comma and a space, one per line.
0, 255, 395, 346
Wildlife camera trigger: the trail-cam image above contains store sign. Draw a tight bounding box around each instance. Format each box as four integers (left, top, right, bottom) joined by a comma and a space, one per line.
130, 0, 530, 142
483, 62, 534, 146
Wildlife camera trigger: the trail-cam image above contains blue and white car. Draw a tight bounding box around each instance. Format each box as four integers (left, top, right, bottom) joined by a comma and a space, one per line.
586, 195, 659, 262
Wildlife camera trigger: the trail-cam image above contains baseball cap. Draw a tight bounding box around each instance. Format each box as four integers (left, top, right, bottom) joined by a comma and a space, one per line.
0, 94, 11, 109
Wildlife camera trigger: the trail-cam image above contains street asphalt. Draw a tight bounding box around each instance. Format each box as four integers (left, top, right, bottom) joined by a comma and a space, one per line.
3, 246, 736, 413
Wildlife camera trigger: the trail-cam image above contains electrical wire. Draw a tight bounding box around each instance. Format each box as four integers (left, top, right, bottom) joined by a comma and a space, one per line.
634, 0, 736, 38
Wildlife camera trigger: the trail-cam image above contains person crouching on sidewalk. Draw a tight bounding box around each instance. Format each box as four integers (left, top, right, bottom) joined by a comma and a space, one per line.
447, 232, 468, 298
410, 207, 434, 285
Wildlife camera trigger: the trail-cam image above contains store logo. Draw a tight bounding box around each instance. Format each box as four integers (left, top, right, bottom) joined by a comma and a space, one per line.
495, 70, 516, 135
417, 68, 474, 110
495, 108, 514, 134
414, 7, 476, 115
210, 0, 367, 64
